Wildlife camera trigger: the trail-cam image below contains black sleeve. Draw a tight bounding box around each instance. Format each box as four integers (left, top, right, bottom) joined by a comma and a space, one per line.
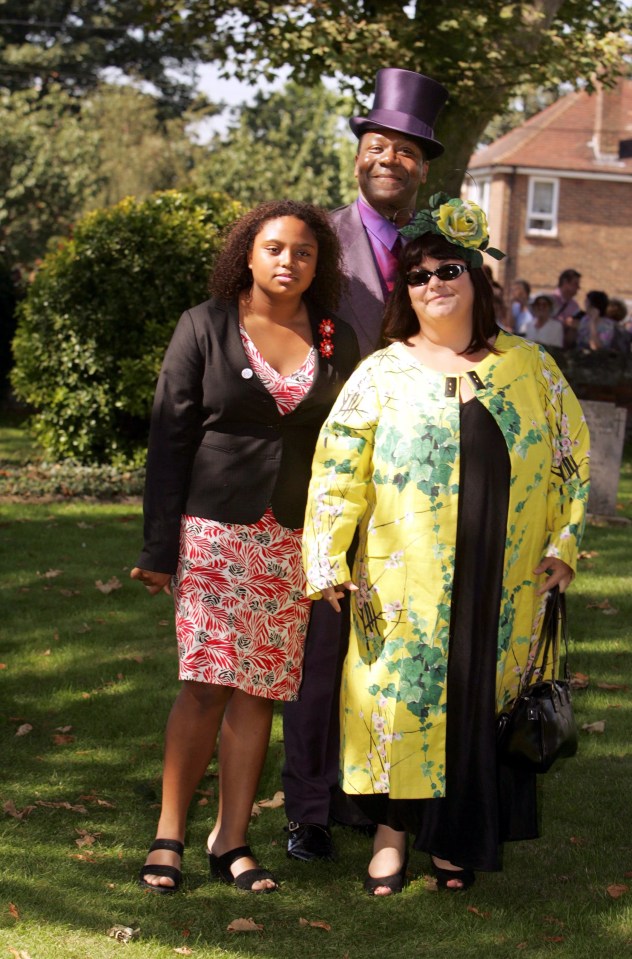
137, 311, 205, 573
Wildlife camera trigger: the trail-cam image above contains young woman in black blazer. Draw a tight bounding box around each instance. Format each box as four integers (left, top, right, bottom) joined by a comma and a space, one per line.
133, 200, 359, 894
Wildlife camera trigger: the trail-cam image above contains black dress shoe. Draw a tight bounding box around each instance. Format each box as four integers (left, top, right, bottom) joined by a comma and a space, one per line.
286, 822, 335, 862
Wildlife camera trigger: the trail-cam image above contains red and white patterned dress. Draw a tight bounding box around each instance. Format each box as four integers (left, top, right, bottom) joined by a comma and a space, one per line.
173, 327, 316, 701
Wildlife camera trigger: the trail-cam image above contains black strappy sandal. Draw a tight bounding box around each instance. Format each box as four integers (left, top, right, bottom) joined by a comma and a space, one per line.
208, 844, 278, 893
138, 838, 184, 894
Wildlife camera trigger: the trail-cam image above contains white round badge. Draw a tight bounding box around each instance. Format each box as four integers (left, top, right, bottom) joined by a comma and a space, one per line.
241, 368, 254, 379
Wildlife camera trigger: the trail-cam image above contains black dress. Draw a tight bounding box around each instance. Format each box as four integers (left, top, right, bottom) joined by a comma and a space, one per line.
352, 398, 539, 871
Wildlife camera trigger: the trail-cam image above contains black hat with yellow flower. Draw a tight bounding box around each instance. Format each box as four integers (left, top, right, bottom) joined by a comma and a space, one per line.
401, 192, 505, 267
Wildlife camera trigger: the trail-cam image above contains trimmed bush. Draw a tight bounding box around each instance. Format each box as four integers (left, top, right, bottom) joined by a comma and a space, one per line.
11, 190, 243, 464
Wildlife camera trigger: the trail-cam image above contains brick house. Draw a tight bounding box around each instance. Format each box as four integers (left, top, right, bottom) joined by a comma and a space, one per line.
464, 80, 632, 308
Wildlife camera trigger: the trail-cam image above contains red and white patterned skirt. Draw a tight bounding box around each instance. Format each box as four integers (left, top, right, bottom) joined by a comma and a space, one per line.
173, 509, 311, 700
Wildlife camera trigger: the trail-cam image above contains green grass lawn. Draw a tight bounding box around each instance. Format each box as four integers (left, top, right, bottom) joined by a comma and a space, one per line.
0, 441, 631, 958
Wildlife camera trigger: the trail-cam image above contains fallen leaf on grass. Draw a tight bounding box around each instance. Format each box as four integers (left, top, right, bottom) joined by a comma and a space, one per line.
15, 724, 33, 737
158, 619, 169, 627
544, 936, 565, 943
299, 917, 331, 931
8, 949, 33, 959
582, 720, 606, 734
227, 917, 264, 933
59, 588, 81, 597
76, 623, 91, 634
570, 836, 586, 846
41, 648, 51, 656
38, 568, 63, 579
52, 733, 76, 745
0, 663, 6, 669
36, 800, 88, 813
95, 576, 122, 594
607, 883, 629, 899
71, 853, 97, 862
467, 906, 491, 919
586, 599, 619, 615
79, 794, 116, 808
197, 797, 209, 806
250, 803, 262, 818
75, 828, 101, 847
8, 902, 19, 919
106, 925, 140, 942
257, 790, 285, 809
3, 800, 35, 821
55, 725, 72, 732
77, 521, 94, 529
174, 949, 193, 956
578, 549, 599, 559
94, 576, 123, 596
596, 682, 628, 691
571, 672, 590, 689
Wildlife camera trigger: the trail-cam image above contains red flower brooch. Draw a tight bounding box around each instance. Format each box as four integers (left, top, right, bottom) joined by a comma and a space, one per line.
318, 318, 335, 358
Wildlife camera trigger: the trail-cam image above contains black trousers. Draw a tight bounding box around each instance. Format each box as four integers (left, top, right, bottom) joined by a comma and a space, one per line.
282, 596, 369, 826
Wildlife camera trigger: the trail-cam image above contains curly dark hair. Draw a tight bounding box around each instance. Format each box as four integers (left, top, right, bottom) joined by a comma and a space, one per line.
209, 200, 344, 312
381, 232, 499, 354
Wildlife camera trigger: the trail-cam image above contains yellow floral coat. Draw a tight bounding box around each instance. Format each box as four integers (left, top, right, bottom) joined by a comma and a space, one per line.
302, 333, 590, 800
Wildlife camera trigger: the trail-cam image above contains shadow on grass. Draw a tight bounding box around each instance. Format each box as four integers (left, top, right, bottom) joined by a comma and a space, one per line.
1, 504, 631, 958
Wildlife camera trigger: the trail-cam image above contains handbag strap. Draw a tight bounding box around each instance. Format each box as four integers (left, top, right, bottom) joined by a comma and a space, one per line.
519, 587, 569, 693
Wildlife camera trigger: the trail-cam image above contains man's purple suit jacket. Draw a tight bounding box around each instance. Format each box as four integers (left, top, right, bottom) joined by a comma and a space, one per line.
330, 200, 385, 358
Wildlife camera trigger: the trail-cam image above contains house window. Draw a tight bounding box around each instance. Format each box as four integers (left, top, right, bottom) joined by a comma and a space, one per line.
526, 177, 559, 236
467, 177, 491, 214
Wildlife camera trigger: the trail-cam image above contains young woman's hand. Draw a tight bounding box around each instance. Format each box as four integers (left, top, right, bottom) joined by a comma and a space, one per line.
533, 557, 574, 594
130, 567, 172, 596
321, 581, 358, 613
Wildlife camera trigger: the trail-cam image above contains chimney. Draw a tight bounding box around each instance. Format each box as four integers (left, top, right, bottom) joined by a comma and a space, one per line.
593, 79, 625, 159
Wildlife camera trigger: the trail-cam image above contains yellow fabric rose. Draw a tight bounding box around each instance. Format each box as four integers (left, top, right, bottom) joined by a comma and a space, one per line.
435, 199, 488, 249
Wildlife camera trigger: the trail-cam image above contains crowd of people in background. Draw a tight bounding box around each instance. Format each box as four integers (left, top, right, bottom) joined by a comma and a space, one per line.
504, 267, 631, 355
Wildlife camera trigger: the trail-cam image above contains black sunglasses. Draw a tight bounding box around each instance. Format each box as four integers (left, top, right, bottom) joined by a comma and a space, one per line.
406, 263, 469, 286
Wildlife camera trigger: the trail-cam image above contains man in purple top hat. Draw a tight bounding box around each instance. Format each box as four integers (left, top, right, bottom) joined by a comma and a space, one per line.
282, 68, 449, 862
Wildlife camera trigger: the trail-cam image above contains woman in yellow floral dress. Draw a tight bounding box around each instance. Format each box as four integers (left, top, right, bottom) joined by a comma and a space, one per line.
302, 194, 590, 895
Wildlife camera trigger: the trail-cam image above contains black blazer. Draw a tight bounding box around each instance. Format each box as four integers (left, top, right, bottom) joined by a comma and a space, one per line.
138, 296, 360, 573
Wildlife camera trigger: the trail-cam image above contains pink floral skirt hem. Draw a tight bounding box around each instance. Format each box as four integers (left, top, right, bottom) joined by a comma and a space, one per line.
173, 509, 311, 701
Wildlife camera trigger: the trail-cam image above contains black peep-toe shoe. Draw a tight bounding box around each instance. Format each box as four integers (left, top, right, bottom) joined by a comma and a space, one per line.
208, 844, 278, 893
138, 838, 184, 894
431, 857, 475, 892
363, 854, 408, 896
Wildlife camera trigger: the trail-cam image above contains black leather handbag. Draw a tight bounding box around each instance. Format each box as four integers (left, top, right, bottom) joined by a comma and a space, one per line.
496, 587, 578, 774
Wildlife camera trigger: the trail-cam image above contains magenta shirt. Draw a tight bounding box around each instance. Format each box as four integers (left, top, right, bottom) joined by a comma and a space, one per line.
357, 198, 403, 295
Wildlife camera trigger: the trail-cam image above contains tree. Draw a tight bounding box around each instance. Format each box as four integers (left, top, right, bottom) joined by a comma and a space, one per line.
0, 82, 207, 269
194, 0, 631, 194
82, 84, 204, 209
0, 0, 217, 115
191, 82, 357, 208
0, 84, 103, 268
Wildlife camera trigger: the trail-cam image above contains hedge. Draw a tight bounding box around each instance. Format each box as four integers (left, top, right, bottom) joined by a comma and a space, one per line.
11, 189, 243, 464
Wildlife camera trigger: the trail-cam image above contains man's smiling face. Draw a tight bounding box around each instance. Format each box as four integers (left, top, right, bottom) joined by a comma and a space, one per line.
354, 128, 428, 221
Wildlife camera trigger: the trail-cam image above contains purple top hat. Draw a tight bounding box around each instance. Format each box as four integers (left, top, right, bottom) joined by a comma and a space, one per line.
350, 68, 448, 160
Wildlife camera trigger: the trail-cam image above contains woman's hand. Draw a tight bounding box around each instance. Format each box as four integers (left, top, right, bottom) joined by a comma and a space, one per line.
321, 580, 358, 613
533, 557, 574, 594
130, 567, 172, 596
